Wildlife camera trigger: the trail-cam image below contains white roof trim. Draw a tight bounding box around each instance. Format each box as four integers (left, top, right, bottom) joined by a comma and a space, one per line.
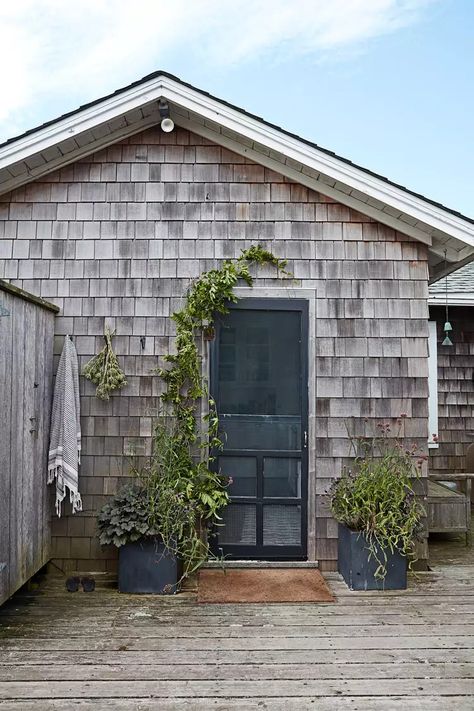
429, 293, 474, 306
0, 72, 473, 255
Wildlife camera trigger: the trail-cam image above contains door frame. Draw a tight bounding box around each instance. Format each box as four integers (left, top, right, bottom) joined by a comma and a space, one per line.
209, 296, 310, 560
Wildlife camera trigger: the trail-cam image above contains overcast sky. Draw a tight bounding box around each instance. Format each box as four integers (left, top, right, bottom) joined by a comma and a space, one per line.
0, 1, 472, 216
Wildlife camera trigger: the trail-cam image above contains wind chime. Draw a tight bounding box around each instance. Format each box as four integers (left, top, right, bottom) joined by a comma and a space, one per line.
442, 249, 453, 346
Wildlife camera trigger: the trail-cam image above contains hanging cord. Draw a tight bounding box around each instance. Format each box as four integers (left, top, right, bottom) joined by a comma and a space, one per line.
445, 250, 449, 325
442, 249, 453, 346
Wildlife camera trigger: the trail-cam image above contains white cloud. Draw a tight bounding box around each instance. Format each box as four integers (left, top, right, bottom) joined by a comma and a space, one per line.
0, 0, 436, 141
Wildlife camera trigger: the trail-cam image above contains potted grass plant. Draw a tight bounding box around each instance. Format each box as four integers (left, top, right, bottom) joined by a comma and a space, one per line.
329, 419, 425, 591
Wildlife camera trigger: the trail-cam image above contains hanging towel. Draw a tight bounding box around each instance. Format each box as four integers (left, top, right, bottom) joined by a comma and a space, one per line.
48, 335, 82, 516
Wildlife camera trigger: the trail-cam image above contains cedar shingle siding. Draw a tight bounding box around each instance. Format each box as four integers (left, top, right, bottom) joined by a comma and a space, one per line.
0, 126, 430, 571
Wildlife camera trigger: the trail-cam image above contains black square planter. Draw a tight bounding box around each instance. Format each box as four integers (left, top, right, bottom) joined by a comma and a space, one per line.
118, 537, 182, 594
338, 524, 407, 591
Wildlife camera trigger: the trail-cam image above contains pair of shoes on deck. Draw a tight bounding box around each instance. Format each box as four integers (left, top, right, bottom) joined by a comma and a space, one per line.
65, 576, 95, 592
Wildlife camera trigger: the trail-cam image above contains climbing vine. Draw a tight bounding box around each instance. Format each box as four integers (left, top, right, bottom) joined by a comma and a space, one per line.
146, 245, 290, 576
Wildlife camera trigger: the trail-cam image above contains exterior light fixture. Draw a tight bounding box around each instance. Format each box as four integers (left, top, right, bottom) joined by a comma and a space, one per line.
442, 249, 453, 347
159, 100, 174, 133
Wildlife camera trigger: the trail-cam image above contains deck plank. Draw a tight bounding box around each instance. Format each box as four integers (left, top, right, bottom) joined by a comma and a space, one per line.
1, 678, 474, 699
0, 698, 472, 711
1, 661, 473, 681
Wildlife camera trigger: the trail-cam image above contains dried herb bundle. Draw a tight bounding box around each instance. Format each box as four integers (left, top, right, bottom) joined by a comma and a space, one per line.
83, 327, 127, 400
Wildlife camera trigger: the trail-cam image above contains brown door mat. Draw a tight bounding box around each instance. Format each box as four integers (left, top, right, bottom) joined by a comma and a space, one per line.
197, 568, 335, 603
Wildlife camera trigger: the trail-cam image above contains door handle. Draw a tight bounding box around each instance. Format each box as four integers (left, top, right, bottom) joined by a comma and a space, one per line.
304, 430, 308, 448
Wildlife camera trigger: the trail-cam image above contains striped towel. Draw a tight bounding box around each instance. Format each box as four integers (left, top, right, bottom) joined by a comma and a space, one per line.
48, 335, 82, 516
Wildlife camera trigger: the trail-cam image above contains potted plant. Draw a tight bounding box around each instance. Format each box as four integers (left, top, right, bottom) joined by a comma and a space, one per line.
97, 416, 230, 594
329, 419, 425, 591
97, 479, 182, 594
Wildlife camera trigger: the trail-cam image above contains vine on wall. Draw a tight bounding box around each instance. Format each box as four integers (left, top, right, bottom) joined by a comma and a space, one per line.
147, 245, 290, 575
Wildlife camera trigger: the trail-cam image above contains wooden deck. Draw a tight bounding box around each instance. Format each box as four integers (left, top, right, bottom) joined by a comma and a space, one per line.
0, 554, 473, 709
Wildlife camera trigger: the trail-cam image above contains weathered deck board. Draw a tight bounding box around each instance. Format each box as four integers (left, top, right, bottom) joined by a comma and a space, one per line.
1, 661, 473, 682
1, 677, 474, 699
0, 698, 472, 711
0, 565, 473, 709
2, 648, 473, 665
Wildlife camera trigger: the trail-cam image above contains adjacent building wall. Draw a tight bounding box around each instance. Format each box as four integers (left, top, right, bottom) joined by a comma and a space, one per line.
429, 305, 474, 478
0, 126, 430, 572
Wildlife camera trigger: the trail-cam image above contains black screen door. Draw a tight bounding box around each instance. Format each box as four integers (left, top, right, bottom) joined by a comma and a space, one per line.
211, 299, 308, 560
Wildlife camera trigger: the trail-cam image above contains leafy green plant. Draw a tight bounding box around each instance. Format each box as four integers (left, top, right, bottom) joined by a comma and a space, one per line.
83, 327, 127, 400
145, 416, 232, 577
329, 419, 426, 580
97, 483, 156, 547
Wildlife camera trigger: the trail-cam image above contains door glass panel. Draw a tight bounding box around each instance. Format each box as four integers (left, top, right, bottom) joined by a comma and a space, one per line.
220, 415, 301, 451
263, 505, 301, 546
219, 504, 256, 545
264, 458, 301, 498
218, 456, 257, 497
218, 311, 301, 415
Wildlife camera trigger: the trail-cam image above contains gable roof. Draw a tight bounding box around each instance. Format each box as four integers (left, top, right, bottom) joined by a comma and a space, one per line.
429, 261, 474, 306
0, 70, 473, 282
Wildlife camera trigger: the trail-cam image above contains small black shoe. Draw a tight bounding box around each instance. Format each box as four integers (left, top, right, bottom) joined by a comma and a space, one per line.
65, 576, 80, 592
81, 577, 96, 592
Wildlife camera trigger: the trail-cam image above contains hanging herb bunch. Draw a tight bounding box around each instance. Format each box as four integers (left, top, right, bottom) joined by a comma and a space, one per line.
83, 327, 127, 400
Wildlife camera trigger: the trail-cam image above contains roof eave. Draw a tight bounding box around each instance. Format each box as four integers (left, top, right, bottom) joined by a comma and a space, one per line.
429, 294, 474, 307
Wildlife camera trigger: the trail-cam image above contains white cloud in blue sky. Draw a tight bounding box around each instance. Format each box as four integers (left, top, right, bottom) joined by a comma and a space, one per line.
1, 0, 472, 217
0, 0, 435, 138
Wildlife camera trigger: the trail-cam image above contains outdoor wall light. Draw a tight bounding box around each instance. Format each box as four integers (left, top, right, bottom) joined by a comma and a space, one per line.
159, 100, 175, 133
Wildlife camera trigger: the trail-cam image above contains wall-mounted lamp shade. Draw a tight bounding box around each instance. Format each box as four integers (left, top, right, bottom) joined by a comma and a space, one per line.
159, 100, 174, 133
442, 334, 453, 347
160, 117, 175, 133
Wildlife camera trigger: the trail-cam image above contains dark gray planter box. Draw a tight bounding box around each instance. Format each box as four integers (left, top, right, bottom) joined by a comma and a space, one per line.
118, 538, 181, 594
338, 524, 407, 591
